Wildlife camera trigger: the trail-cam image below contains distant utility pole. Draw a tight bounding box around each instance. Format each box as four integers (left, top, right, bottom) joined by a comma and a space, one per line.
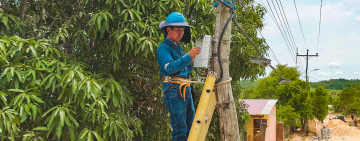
296, 49, 318, 136
296, 49, 319, 88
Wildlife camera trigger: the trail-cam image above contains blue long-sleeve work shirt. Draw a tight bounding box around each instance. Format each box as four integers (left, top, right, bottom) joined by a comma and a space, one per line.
157, 38, 193, 92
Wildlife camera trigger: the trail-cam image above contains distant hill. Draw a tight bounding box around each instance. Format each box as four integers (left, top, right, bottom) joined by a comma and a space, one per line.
310, 78, 360, 90
240, 78, 360, 90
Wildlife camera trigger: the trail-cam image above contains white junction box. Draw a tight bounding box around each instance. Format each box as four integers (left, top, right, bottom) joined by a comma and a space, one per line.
194, 35, 212, 69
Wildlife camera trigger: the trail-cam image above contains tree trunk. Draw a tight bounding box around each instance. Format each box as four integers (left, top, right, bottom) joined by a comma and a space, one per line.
1, 0, 13, 13
19, 0, 27, 20
212, 4, 241, 141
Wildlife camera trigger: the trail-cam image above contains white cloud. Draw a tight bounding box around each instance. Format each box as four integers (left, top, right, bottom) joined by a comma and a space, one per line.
318, 71, 331, 76
328, 61, 341, 68
336, 71, 343, 75
356, 15, 360, 22
354, 72, 360, 74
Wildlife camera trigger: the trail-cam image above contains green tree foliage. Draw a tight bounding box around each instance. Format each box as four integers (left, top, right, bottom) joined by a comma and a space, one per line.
251, 77, 278, 99
339, 87, 359, 107
239, 80, 259, 89
275, 80, 314, 129
240, 64, 323, 130
337, 87, 360, 115
240, 88, 254, 99
277, 105, 301, 128
1, 0, 269, 140
311, 86, 329, 121
332, 97, 342, 113
269, 64, 300, 81
347, 97, 360, 115
237, 100, 251, 141
0, 36, 140, 140
331, 86, 360, 115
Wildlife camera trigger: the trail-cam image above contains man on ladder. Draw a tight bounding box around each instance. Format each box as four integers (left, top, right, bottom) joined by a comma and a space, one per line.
157, 12, 201, 140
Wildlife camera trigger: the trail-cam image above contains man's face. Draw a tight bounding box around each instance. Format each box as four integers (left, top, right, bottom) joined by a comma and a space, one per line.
167, 27, 185, 43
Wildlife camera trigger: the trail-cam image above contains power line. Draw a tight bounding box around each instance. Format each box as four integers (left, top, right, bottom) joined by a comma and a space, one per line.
266, 42, 281, 64
315, 0, 323, 75
261, 0, 305, 71
263, 0, 295, 58
277, 0, 298, 54
293, 0, 308, 49
263, 0, 296, 62
269, 0, 297, 56
272, 0, 307, 76
257, 30, 281, 64
238, 2, 282, 65
317, 0, 322, 53
275, 0, 307, 73
309, 76, 322, 82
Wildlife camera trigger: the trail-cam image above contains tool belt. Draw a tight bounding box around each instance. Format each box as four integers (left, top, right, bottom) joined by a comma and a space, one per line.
162, 76, 190, 101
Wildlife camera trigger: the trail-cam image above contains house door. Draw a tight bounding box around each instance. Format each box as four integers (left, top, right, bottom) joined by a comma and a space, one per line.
253, 119, 267, 141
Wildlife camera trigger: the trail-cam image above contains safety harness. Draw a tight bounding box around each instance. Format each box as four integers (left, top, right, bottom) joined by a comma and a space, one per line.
162, 75, 232, 101
163, 76, 190, 101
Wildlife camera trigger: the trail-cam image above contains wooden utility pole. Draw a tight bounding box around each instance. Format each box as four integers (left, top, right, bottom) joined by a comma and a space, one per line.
297, 49, 319, 88
297, 49, 319, 90
212, 3, 241, 141
296, 49, 318, 135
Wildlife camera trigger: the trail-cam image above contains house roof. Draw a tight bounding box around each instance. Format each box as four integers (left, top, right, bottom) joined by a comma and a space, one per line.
240, 99, 278, 115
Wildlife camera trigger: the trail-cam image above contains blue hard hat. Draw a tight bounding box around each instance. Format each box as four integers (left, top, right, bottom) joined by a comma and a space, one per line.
159, 12, 191, 43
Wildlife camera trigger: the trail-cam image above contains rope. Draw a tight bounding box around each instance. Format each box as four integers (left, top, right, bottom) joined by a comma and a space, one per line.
190, 77, 207, 80
174, 77, 232, 86
215, 77, 232, 86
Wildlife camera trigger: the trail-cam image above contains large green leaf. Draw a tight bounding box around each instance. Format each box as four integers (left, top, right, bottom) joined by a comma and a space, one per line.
0, 0, 269, 140
33, 126, 48, 131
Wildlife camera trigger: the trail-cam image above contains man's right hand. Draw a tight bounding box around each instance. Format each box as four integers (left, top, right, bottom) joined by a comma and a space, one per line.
189, 47, 201, 58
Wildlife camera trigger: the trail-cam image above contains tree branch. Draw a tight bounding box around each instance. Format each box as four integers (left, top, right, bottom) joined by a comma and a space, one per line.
19, 0, 27, 20
1, 0, 14, 13
46, 12, 61, 20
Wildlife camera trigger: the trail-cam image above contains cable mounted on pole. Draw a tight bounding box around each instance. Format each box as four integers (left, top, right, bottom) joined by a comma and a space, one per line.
216, 0, 289, 82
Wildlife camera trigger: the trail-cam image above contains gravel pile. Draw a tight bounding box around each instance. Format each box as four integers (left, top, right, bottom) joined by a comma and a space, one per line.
326, 119, 348, 128
331, 125, 360, 136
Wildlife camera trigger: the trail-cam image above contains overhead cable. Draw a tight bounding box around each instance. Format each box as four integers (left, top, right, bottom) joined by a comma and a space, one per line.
265, 0, 296, 62
258, 30, 281, 64
269, 0, 297, 56
216, 0, 291, 81
277, 0, 298, 54
261, 0, 305, 72
293, 0, 308, 49
315, 0, 323, 75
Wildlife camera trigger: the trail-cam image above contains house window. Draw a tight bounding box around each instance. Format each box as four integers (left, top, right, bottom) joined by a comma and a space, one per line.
253, 119, 267, 138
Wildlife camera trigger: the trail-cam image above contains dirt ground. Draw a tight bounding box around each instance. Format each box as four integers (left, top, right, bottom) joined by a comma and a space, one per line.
286, 114, 360, 141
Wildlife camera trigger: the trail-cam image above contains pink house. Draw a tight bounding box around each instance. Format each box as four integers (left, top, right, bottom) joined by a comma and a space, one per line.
241, 99, 278, 141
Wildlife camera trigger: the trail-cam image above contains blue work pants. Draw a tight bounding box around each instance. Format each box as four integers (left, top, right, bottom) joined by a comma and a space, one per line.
163, 85, 195, 141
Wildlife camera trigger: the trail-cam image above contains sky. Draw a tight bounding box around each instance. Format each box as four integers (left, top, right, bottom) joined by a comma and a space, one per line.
257, 0, 360, 82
